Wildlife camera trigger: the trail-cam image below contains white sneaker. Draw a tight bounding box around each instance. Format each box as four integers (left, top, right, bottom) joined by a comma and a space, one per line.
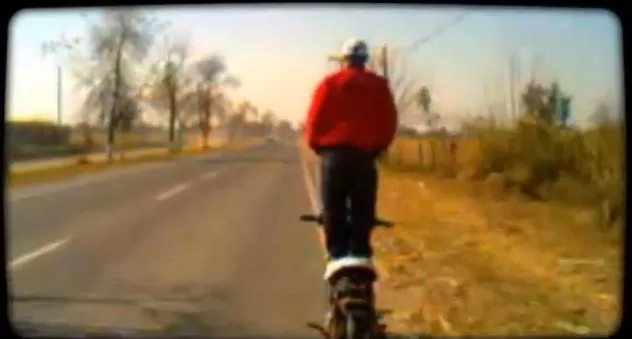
324, 310, 333, 328
324, 256, 374, 281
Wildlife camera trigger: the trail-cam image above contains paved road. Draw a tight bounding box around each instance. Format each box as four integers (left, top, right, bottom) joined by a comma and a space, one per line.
8, 142, 326, 336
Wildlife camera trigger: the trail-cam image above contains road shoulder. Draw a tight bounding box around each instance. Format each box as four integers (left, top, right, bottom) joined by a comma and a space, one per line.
8, 139, 261, 189
372, 168, 622, 336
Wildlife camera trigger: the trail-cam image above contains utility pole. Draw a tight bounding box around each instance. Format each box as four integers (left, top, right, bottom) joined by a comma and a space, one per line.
380, 44, 399, 132
509, 54, 517, 120
515, 56, 521, 116
42, 42, 64, 126
56, 65, 62, 125
484, 83, 492, 117
380, 44, 389, 82
530, 53, 539, 83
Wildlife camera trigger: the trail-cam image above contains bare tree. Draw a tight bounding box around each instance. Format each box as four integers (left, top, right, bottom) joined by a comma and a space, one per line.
249, 105, 260, 122
189, 55, 240, 148
227, 100, 252, 140
370, 46, 419, 127
69, 9, 163, 161
415, 85, 441, 168
147, 33, 190, 151
417, 86, 440, 132
417, 86, 432, 114
260, 110, 276, 136
276, 119, 293, 140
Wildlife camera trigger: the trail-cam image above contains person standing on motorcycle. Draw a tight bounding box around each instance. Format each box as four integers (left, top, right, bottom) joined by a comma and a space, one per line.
304, 38, 398, 280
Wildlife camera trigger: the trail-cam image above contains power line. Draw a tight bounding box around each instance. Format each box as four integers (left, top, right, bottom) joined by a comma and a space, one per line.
405, 11, 472, 53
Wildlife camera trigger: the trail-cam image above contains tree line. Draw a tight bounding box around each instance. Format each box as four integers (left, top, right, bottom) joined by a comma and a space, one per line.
44, 9, 291, 161
377, 51, 622, 228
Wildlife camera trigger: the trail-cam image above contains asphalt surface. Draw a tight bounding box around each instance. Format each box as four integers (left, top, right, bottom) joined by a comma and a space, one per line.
8, 141, 327, 336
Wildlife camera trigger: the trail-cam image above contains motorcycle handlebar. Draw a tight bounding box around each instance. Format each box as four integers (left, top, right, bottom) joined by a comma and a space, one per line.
299, 214, 394, 227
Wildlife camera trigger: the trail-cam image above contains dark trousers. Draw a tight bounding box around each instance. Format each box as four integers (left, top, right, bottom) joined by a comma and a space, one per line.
320, 148, 378, 260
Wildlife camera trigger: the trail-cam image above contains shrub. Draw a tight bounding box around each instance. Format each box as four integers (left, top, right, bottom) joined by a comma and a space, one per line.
381, 114, 624, 229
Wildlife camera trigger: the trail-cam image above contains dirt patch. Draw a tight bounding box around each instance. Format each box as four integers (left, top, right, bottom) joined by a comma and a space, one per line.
373, 168, 622, 336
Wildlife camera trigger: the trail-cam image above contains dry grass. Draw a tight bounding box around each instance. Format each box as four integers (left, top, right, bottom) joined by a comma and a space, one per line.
296, 137, 622, 336
377, 118, 623, 335
8, 139, 261, 188
382, 137, 478, 175
382, 117, 624, 230
373, 169, 622, 336
67, 131, 169, 149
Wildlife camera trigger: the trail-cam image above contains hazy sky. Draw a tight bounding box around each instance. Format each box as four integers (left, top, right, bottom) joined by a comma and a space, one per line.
6, 5, 623, 127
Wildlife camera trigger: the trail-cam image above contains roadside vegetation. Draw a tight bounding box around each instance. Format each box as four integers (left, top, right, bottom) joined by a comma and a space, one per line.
380, 80, 623, 232
9, 139, 260, 188
9, 8, 297, 184
337, 38, 624, 336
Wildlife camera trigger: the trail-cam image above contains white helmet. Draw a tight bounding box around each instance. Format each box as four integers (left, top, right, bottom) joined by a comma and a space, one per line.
340, 38, 369, 60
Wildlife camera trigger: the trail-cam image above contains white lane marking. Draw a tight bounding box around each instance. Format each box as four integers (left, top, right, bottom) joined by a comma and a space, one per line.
10, 237, 70, 270
9, 150, 237, 203
9, 162, 175, 203
298, 150, 327, 259
201, 171, 217, 180
298, 151, 321, 212
156, 183, 189, 201
314, 161, 321, 190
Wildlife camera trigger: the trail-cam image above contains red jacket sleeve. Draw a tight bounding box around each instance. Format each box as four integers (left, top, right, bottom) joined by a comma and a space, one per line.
374, 79, 398, 151
304, 78, 333, 152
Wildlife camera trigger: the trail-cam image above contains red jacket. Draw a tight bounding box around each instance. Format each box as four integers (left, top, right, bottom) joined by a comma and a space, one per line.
304, 67, 397, 154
